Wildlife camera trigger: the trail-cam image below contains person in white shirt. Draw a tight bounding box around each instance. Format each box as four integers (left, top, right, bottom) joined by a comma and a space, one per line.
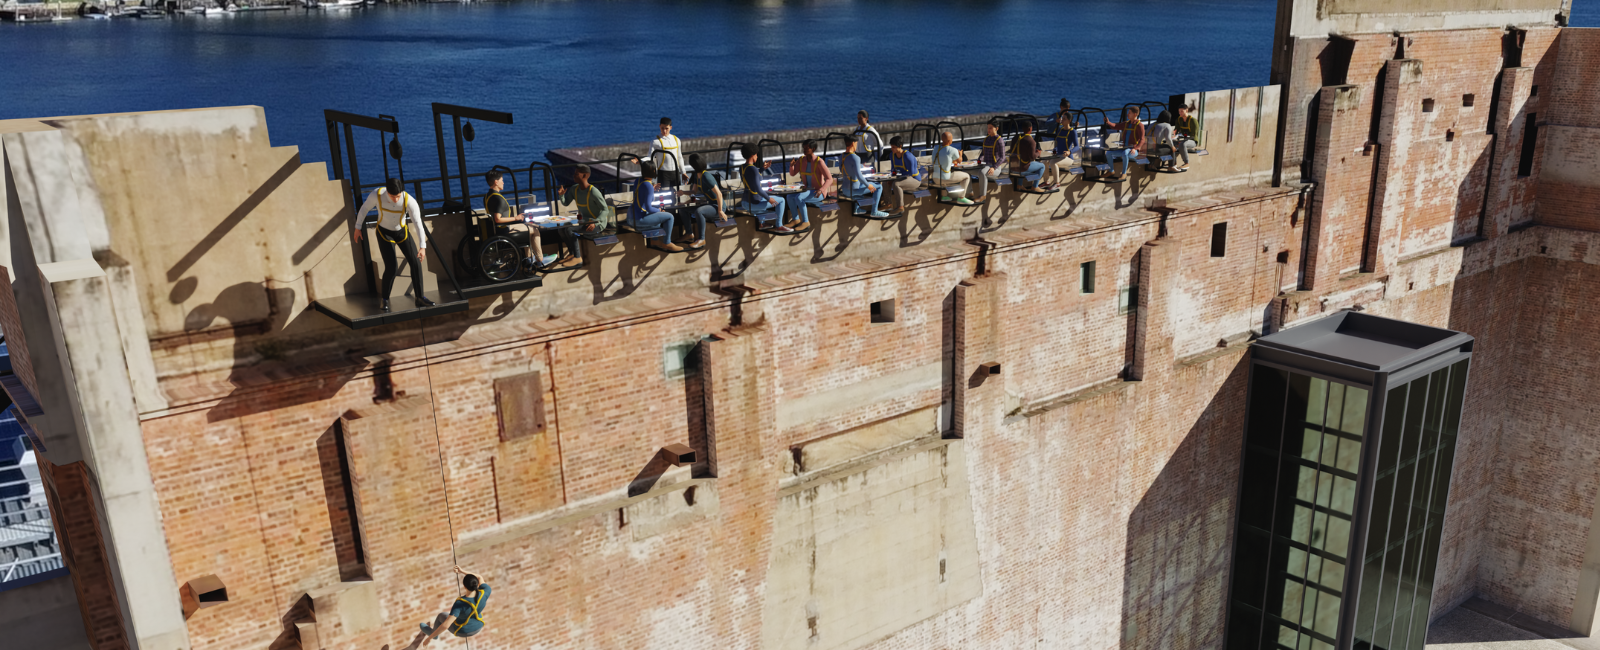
852, 110, 884, 170
646, 117, 687, 188
352, 178, 434, 312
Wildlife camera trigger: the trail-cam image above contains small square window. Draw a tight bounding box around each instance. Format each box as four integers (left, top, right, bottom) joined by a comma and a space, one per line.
662, 341, 696, 380
1462, 94, 1475, 107
870, 298, 896, 323
495, 372, 548, 441
1118, 286, 1138, 315
1421, 98, 1435, 113
1079, 261, 1096, 294
1211, 222, 1229, 258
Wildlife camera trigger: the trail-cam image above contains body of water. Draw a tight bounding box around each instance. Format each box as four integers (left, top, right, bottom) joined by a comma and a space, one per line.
3, 0, 1591, 180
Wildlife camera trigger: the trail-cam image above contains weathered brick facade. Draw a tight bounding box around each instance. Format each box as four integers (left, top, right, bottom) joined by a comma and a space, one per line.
6, 15, 1600, 650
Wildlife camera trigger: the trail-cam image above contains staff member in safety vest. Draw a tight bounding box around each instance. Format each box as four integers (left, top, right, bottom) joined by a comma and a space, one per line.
882, 136, 923, 213
416, 565, 490, 646
483, 170, 557, 269
852, 110, 884, 169
646, 117, 686, 188
352, 178, 435, 313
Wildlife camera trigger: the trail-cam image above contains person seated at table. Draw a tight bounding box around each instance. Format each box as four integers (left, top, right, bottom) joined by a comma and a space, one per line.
739, 145, 792, 233
1009, 121, 1056, 191
1101, 107, 1145, 182
629, 161, 683, 252
482, 170, 557, 269
1050, 98, 1078, 156
930, 131, 974, 205
972, 122, 1007, 201
882, 136, 924, 213
839, 137, 890, 218
1174, 104, 1200, 171
686, 153, 724, 248
1147, 110, 1187, 173
785, 139, 835, 232
556, 163, 615, 252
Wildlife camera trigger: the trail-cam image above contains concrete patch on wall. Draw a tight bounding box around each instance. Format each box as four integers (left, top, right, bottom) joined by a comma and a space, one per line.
775, 362, 942, 431
761, 440, 980, 650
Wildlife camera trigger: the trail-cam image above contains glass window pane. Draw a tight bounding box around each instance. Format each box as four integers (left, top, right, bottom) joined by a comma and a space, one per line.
1232, 529, 1272, 609
1326, 382, 1346, 432
1336, 436, 1363, 474
1316, 557, 1346, 593
1342, 385, 1369, 437
1227, 606, 1264, 650
1249, 366, 1291, 454
1313, 590, 1342, 638
1330, 475, 1359, 516
1306, 377, 1328, 426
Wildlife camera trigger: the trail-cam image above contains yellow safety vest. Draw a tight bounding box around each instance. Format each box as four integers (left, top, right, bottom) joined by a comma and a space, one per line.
376, 193, 411, 244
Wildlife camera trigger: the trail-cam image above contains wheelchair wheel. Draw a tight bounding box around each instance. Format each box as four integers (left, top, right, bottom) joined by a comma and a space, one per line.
456, 236, 481, 278
478, 236, 521, 283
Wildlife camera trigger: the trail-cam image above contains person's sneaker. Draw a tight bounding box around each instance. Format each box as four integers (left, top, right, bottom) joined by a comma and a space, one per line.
871, 210, 890, 218
955, 197, 974, 205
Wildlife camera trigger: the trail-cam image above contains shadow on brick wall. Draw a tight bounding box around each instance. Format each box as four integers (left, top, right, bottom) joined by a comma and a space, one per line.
1120, 355, 1250, 648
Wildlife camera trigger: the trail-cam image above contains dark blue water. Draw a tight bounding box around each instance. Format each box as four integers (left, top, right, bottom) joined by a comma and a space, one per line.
4, 0, 1593, 179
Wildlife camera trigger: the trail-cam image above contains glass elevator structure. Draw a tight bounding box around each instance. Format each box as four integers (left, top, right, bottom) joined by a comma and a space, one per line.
1224, 311, 1474, 650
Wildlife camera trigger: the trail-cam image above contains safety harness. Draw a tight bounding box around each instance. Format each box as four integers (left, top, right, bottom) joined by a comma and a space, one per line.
449, 589, 488, 634
376, 192, 412, 244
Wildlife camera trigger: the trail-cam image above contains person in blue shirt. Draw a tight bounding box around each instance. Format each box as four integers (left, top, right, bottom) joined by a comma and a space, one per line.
629, 161, 683, 252
883, 136, 923, 213
738, 144, 791, 233
839, 137, 890, 218
686, 153, 722, 248
971, 122, 1007, 201
931, 131, 974, 206
417, 566, 490, 646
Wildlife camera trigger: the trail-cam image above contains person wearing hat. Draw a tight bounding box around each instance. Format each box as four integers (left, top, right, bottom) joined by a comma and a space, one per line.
646, 117, 686, 188
353, 178, 435, 313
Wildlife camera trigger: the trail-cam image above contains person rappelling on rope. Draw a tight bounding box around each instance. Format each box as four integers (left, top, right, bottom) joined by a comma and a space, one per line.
413, 565, 490, 647
352, 178, 436, 313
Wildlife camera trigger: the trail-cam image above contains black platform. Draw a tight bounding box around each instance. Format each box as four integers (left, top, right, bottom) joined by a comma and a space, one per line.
312, 290, 469, 329
454, 274, 545, 300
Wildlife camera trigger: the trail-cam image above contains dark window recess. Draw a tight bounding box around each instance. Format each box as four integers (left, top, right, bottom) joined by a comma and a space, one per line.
1211, 223, 1229, 258
1462, 94, 1475, 107
1517, 113, 1539, 177
181, 575, 229, 619
1446, 129, 1456, 142
1531, 85, 1539, 97
1422, 98, 1435, 113
1276, 250, 1290, 264
683, 486, 698, 507
870, 298, 896, 323
1080, 261, 1097, 294
495, 372, 548, 441
319, 420, 368, 582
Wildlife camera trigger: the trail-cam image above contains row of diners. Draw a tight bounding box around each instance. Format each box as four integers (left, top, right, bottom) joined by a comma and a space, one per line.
315, 102, 1209, 328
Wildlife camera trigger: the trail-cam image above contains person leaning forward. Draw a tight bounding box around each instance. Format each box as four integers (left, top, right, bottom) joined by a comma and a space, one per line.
557, 163, 616, 237
413, 565, 491, 647
352, 178, 435, 313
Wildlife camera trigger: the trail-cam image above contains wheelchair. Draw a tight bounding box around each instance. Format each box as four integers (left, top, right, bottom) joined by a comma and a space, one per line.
455, 210, 531, 284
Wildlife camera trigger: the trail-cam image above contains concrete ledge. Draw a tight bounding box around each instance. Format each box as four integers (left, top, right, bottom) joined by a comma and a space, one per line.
457, 473, 716, 556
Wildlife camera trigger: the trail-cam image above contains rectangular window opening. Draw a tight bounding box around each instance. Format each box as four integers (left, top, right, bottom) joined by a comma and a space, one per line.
1462, 94, 1475, 108
1211, 222, 1229, 258
1517, 113, 1539, 177
1080, 261, 1096, 294
495, 372, 548, 440
870, 298, 896, 324
1421, 98, 1435, 113
328, 421, 368, 581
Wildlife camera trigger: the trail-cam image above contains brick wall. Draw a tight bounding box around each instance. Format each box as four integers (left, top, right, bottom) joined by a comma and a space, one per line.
94, 22, 1600, 650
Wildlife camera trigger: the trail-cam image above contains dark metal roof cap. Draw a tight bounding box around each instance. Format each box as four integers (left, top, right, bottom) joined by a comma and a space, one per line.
1253, 310, 1473, 372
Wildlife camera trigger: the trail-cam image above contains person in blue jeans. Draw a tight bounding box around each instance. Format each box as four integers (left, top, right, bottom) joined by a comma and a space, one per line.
738, 145, 791, 233
416, 566, 490, 646
1101, 107, 1145, 182
839, 137, 889, 217
630, 161, 683, 251
883, 136, 924, 213
784, 139, 835, 231
686, 153, 722, 247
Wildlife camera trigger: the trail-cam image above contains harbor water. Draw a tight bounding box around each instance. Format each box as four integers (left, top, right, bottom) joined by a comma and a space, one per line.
4, 0, 1593, 179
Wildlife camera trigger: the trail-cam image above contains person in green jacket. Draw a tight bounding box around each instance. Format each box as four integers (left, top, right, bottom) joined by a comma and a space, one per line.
556, 164, 615, 236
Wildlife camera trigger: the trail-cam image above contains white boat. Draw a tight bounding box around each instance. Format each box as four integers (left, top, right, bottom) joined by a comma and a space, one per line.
319, 0, 362, 9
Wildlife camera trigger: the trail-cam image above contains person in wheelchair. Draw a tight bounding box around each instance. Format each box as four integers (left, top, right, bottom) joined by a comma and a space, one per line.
482, 170, 557, 271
